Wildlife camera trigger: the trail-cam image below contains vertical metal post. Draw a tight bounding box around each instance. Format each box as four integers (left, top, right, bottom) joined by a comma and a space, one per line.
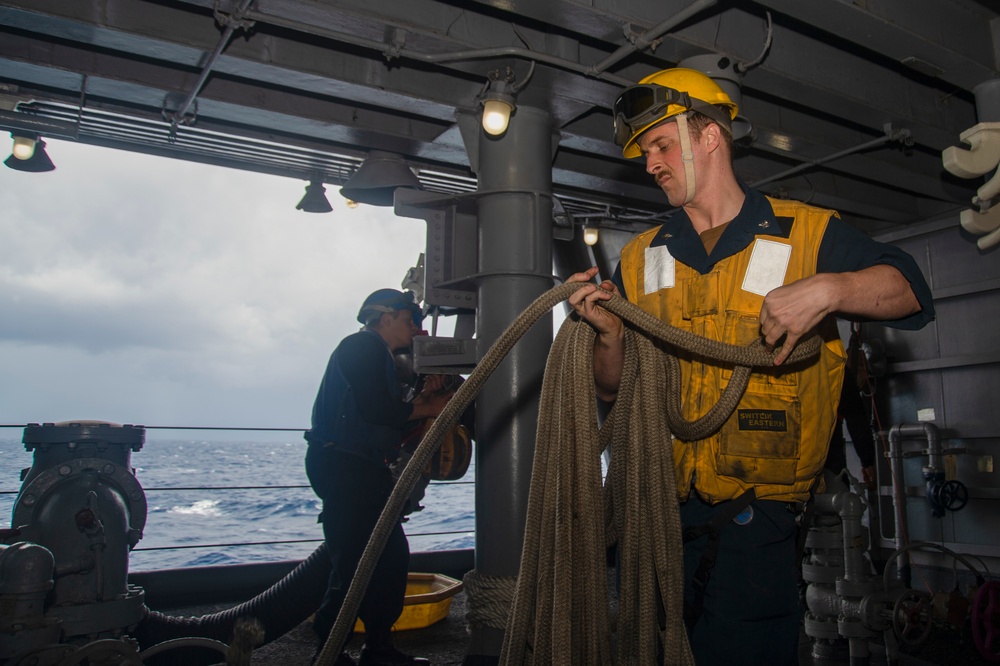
465, 104, 554, 662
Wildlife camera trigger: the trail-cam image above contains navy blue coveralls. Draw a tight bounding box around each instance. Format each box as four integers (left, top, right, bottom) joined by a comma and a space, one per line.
304, 329, 415, 650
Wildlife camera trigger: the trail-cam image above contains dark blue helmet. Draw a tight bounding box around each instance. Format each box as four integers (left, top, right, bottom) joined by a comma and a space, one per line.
357, 288, 423, 326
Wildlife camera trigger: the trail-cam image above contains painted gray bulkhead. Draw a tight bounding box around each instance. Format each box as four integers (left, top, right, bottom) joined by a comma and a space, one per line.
863, 218, 1000, 568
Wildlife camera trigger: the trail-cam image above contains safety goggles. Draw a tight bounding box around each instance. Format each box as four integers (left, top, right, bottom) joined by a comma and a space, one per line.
613, 84, 693, 147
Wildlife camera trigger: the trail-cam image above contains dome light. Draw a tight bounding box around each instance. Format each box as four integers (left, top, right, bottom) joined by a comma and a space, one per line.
482, 97, 515, 136
477, 65, 532, 138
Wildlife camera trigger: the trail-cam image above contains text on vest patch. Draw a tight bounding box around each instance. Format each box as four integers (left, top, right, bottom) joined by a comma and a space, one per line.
737, 409, 788, 431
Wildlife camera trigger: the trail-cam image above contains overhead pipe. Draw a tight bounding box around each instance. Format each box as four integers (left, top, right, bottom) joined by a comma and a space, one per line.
246, 10, 631, 86
167, 0, 256, 131
750, 124, 912, 189
246, 2, 724, 89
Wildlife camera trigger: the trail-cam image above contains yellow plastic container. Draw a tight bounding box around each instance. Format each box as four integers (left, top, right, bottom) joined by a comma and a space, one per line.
354, 572, 463, 633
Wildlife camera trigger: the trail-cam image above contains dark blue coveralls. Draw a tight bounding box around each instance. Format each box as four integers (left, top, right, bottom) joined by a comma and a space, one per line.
304, 329, 414, 651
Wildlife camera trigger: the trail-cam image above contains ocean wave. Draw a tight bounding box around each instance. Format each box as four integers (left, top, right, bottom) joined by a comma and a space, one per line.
165, 499, 223, 517
0, 437, 476, 572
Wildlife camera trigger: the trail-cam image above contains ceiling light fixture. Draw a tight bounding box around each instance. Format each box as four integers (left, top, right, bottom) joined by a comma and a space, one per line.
296, 179, 333, 213
477, 63, 534, 137
4, 134, 55, 172
0, 86, 84, 173
583, 226, 600, 246
339, 151, 421, 207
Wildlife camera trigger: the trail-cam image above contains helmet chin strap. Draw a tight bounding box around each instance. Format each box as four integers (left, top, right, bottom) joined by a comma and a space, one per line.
675, 112, 697, 205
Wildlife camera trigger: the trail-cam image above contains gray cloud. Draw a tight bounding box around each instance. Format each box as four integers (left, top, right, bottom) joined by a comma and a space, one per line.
1, 139, 431, 430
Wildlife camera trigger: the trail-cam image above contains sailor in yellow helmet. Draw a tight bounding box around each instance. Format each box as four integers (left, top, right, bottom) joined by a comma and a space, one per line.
568, 67, 934, 665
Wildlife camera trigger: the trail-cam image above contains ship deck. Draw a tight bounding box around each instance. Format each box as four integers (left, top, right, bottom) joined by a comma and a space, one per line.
165, 584, 982, 665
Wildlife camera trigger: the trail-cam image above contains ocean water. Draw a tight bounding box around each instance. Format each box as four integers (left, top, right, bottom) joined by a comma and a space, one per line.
0, 435, 475, 572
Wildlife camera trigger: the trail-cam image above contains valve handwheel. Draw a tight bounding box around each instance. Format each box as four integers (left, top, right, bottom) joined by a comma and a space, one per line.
973, 581, 1000, 662
934, 479, 969, 511
893, 590, 933, 646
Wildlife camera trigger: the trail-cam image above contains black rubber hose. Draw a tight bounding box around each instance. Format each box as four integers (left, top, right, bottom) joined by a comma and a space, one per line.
132, 542, 330, 663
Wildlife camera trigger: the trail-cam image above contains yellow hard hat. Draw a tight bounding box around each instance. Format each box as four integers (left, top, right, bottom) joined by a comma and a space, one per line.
613, 67, 739, 159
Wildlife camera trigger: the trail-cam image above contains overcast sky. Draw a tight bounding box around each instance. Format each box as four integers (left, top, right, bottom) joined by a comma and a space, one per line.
1, 139, 434, 437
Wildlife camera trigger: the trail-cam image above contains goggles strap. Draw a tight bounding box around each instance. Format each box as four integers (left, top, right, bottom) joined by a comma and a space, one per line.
676, 113, 697, 205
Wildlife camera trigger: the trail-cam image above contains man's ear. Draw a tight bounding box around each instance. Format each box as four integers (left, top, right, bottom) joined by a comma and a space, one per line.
703, 122, 722, 152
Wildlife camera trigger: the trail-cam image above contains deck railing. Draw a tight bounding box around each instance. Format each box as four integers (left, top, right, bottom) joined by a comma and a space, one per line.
0, 424, 475, 570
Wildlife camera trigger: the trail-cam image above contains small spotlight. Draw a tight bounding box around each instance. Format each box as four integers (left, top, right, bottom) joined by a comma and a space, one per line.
5, 135, 55, 173
345, 199, 359, 209
583, 226, 600, 246
296, 179, 333, 213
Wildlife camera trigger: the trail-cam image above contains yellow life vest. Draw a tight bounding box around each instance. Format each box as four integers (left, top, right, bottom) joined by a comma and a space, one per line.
618, 198, 846, 503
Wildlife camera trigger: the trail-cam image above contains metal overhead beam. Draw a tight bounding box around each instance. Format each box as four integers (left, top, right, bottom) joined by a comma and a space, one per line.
1, 0, 991, 237
446, 0, 982, 152
750, 0, 998, 92
0, 1, 216, 67
0, 2, 468, 119
0, 37, 455, 148
681, 7, 977, 151
739, 141, 958, 206
227, 0, 635, 113
9, 0, 971, 156
0, 108, 78, 138
763, 167, 927, 226
0, 0, 622, 126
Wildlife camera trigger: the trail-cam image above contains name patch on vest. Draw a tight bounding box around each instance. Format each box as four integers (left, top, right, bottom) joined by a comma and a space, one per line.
737, 409, 788, 432
644, 245, 675, 293
742, 239, 791, 296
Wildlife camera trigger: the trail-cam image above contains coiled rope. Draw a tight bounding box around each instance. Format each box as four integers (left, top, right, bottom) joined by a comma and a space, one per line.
315, 281, 820, 666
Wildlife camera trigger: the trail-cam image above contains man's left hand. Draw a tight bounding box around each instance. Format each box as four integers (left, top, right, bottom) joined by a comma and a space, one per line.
759, 274, 835, 365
